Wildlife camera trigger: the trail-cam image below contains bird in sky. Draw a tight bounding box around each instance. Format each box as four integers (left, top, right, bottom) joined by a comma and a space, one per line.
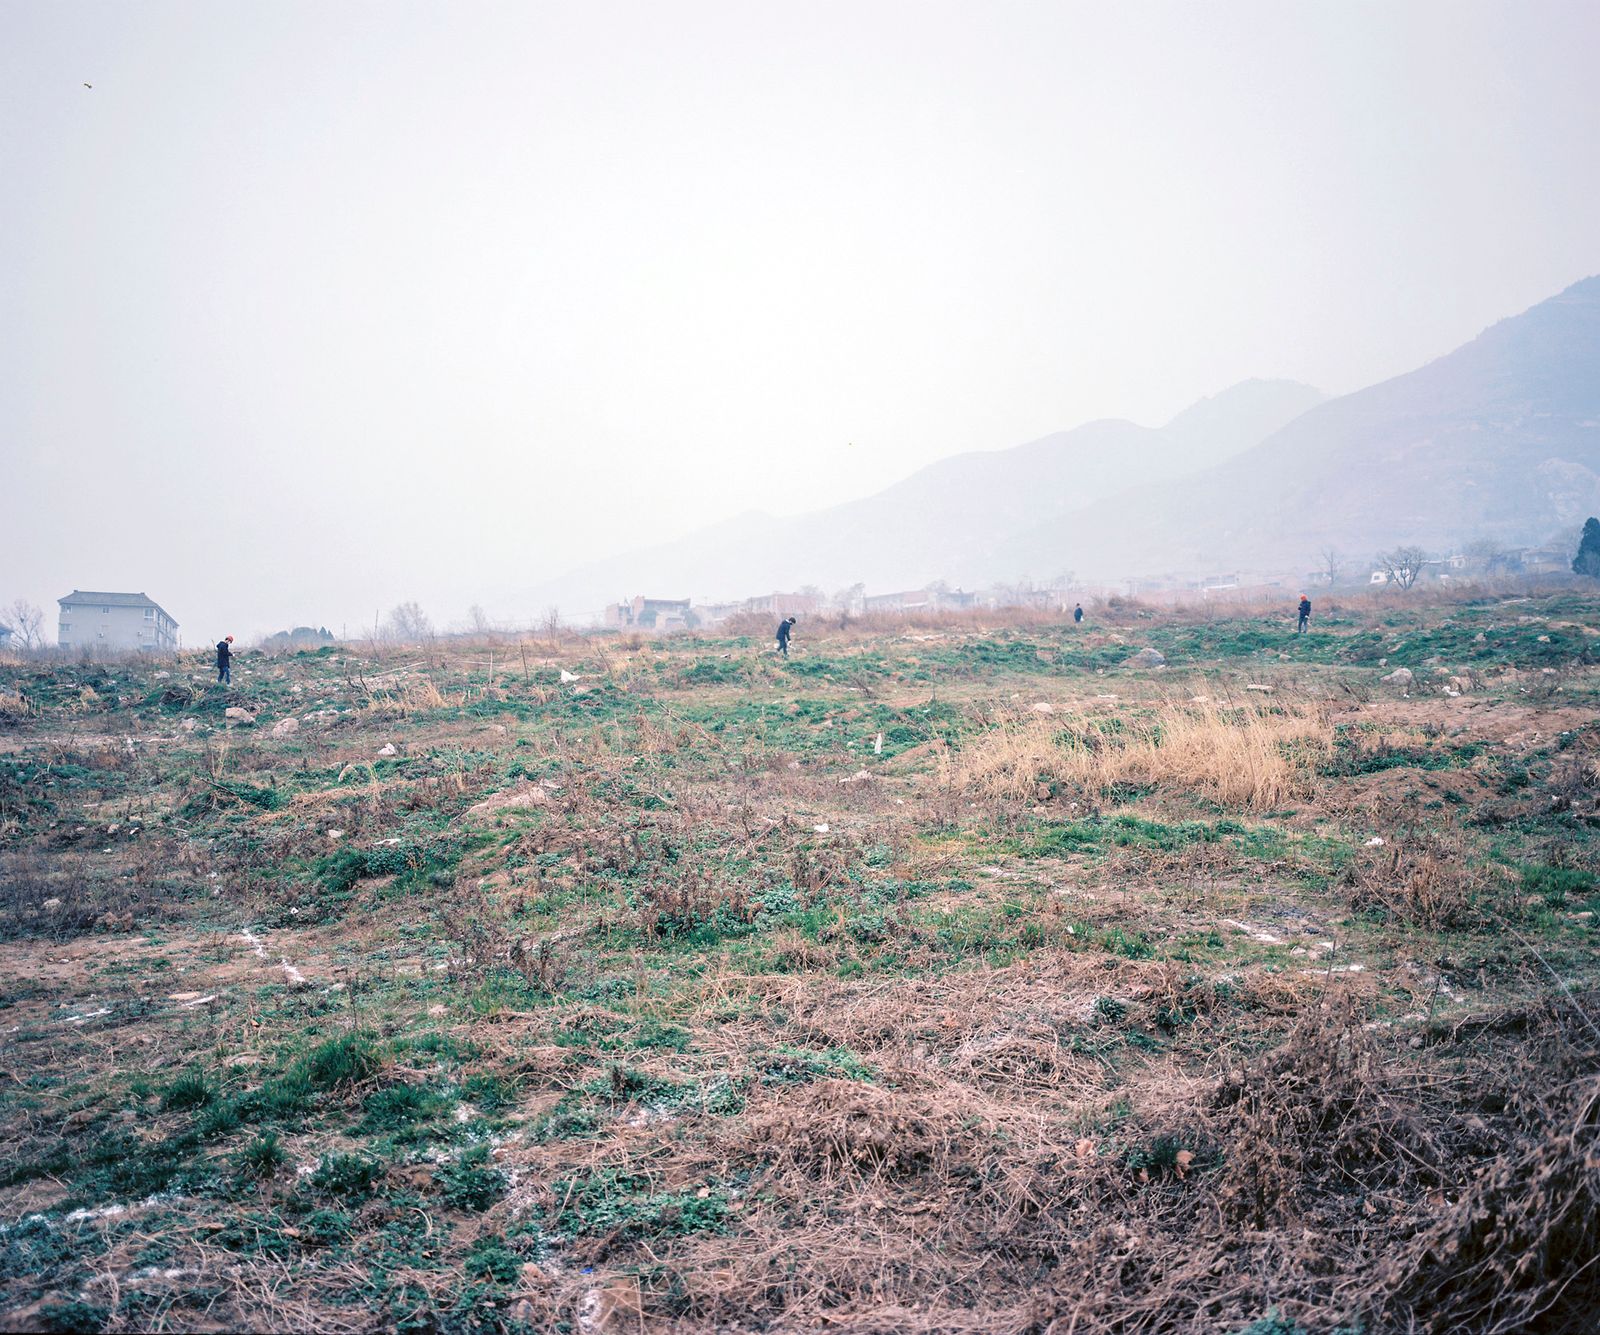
83, 82, 92, 89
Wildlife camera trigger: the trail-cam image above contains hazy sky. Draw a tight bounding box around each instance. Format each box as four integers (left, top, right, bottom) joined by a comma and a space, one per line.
4, 0, 1598, 636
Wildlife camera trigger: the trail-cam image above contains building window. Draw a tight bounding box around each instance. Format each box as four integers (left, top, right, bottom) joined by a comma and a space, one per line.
144, 608, 155, 619
102, 607, 111, 614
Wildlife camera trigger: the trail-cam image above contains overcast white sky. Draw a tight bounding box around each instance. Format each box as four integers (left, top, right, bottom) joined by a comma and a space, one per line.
3, 0, 1598, 636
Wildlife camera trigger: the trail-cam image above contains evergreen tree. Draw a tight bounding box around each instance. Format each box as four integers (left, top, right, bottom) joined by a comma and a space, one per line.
1574, 517, 1600, 578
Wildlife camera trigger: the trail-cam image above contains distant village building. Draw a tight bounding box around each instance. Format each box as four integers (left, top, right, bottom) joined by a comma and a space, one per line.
740, 591, 823, 618
691, 602, 743, 627
985, 586, 1077, 612
862, 587, 978, 614
57, 590, 178, 652
605, 596, 693, 631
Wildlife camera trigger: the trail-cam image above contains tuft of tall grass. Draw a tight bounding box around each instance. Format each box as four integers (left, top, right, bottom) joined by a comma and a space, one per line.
950, 697, 1332, 811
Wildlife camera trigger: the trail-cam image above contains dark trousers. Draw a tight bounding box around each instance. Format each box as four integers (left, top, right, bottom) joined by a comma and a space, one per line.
1297, 615, 1308, 634
218, 663, 231, 684
777, 640, 789, 657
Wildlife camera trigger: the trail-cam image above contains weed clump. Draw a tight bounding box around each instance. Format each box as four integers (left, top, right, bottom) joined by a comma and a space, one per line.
437, 1145, 507, 1211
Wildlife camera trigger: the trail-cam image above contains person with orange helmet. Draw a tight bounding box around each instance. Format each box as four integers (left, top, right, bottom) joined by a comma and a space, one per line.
216, 634, 235, 685
1297, 596, 1311, 634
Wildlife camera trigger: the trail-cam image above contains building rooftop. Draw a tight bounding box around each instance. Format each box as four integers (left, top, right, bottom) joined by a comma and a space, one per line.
60, 590, 160, 608
58, 591, 177, 622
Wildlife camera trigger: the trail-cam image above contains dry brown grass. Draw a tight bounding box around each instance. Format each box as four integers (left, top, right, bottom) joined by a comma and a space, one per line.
948, 696, 1332, 810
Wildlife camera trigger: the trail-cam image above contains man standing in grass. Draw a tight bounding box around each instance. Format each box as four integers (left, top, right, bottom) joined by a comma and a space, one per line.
1297, 595, 1312, 634
216, 634, 234, 685
1073, 603, 1084, 625
775, 617, 795, 657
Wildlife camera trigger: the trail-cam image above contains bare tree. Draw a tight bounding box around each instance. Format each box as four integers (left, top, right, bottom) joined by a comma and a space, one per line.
541, 606, 562, 643
1318, 546, 1344, 587
829, 583, 865, 614
383, 601, 433, 642
1, 599, 45, 651
467, 604, 494, 636
1376, 546, 1428, 590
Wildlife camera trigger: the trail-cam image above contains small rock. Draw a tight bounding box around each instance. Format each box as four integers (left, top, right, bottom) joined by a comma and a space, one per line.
271, 716, 299, 737
1420, 655, 1443, 670
42, 898, 63, 912
377, 743, 397, 757
1473, 632, 1486, 643
813, 823, 830, 834
1245, 684, 1273, 693
1364, 837, 1386, 847
1127, 648, 1165, 668
1031, 702, 1055, 713
178, 717, 198, 732
1381, 667, 1414, 687
224, 707, 256, 724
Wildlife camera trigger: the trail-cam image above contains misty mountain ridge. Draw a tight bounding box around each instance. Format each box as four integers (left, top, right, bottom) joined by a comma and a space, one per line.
522, 274, 1599, 618
521, 378, 1324, 616
1013, 273, 1600, 580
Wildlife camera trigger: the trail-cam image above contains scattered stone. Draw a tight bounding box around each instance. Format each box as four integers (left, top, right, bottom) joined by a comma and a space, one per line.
1421, 655, 1444, 670
42, 898, 62, 912
1473, 632, 1486, 643
466, 784, 550, 818
178, 717, 198, 732
813, 823, 830, 833
1364, 837, 1386, 847
1127, 648, 1165, 668
377, 743, 397, 757
1537, 634, 1551, 643
1380, 667, 1414, 687
1245, 684, 1273, 693
224, 707, 256, 724
559, 669, 581, 683
1031, 702, 1055, 713
271, 717, 299, 737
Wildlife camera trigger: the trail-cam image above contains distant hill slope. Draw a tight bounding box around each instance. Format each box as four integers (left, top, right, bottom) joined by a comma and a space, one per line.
1010, 275, 1600, 580
526, 378, 1324, 615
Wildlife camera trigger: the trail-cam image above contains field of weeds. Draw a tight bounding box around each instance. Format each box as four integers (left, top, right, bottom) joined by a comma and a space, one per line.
1, 590, 1598, 1334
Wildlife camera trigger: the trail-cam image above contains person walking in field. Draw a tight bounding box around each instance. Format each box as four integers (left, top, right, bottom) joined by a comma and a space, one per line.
775, 617, 796, 657
1297, 595, 1312, 634
1073, 603, 1084, 625
216, 635, 234, 684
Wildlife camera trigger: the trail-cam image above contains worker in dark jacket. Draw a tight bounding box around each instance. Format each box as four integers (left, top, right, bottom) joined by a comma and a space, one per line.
216, 635, 234, 684
1073, 603, 1084, 625
775, 617, 795, 657
1297, 596, 1311, 634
